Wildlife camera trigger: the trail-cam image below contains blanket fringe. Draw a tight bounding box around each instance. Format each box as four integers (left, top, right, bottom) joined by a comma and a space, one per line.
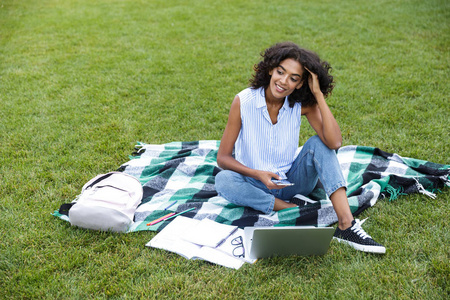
384, 185, 407, 201
441, 175, 450, 187
414, 179, 436, 199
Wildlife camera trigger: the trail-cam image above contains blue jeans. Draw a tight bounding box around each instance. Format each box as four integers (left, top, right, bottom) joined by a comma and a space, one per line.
215, 135, 347, 214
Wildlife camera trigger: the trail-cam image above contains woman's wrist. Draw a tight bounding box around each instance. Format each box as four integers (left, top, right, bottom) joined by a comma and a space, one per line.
313, 90, 325, 100
313, 91, 326, 106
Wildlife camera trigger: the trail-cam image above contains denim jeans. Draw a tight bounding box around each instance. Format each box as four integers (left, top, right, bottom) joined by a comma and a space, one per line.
215, 135, 347, 214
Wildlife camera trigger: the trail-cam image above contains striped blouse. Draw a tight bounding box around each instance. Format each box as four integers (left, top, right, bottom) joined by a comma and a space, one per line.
235, 87, 302, 179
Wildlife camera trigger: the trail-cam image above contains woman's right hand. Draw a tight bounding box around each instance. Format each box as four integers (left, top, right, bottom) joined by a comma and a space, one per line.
255, 170, 284, 190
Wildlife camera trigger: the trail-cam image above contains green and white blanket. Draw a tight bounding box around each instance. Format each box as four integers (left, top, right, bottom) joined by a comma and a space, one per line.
54, 140, 450, 232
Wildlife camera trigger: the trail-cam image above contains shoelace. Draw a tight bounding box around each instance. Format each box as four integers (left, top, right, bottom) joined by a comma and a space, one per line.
351, 218, 372, 239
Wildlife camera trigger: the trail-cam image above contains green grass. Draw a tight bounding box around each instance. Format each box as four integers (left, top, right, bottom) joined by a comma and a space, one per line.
1, 0, 449, 298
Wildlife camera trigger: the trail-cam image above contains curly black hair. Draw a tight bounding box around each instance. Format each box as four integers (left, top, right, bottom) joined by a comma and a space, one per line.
250, 42, 334, 107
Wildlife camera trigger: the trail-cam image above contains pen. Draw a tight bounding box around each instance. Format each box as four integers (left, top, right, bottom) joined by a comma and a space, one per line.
163, 201, 177, 210
146, 212, 176, 226
163, 207, 196, 221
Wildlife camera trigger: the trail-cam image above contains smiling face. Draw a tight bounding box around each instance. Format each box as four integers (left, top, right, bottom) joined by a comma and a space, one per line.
267, 58, 304, 101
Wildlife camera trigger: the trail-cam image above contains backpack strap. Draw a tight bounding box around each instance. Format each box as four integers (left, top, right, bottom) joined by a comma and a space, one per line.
59, 173, 117, 216
84, 172, 116, 189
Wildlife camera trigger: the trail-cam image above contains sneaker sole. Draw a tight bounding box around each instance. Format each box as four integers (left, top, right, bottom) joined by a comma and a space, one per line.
333, 237, 386, 254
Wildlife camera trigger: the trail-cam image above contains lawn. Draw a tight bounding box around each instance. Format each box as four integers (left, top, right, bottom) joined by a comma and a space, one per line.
0, 0, 449, 299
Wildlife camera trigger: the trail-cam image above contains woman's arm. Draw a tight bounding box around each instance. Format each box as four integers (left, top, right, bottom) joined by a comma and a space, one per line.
302, 68, 342, 150
217, 95, 283, 189
217, 95, 247, 172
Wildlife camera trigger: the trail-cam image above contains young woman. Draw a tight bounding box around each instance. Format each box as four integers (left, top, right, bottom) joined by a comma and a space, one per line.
215, 42, 385, 254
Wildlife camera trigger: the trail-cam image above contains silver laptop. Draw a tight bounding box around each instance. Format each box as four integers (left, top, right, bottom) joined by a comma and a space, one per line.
243, 226, 335, 259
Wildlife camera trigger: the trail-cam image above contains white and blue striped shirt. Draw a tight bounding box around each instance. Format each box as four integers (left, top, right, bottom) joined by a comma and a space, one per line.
235, 87, 302, 179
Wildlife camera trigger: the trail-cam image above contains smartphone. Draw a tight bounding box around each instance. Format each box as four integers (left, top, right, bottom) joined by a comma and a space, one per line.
271, 179, 294, 186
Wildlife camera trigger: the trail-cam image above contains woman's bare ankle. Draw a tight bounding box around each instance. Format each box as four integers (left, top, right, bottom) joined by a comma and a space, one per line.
273, 198, 297, 211
338, 218, 354, 230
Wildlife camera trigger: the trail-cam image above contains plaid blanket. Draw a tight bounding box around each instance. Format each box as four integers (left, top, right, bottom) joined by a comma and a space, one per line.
54, 140, 450, 232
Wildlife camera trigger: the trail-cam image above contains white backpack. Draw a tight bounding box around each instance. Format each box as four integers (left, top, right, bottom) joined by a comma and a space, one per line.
68, 172, 143, 232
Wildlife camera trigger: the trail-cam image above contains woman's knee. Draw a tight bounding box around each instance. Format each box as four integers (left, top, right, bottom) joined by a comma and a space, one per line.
305, 135, 323, 147
305, 135, 335, 153
215, 170, 236, 192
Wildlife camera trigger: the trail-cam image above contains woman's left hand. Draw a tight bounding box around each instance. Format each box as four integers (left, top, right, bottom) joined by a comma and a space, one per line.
305, 67, 322, 97
303, 68, 342, 150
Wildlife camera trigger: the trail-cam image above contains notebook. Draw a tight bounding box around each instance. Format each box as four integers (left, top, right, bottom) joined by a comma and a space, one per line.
243, 226, 335, 259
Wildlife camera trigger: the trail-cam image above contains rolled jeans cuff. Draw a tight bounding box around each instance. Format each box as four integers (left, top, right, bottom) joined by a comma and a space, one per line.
325, 181, 347, 198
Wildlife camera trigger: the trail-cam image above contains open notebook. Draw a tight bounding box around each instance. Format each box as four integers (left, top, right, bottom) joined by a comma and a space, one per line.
146, 216, 256, 269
